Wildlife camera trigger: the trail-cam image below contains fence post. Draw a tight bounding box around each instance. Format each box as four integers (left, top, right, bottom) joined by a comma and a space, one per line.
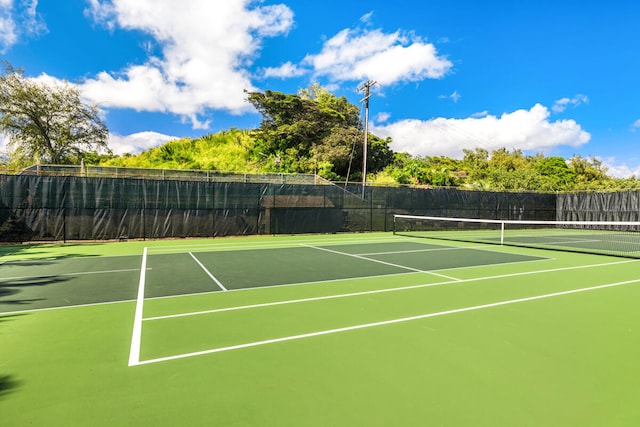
370, 188, 374, 231
63, 176, 68, 242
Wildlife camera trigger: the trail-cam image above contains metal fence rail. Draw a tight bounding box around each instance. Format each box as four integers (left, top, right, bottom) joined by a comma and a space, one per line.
15, 164, 326, 185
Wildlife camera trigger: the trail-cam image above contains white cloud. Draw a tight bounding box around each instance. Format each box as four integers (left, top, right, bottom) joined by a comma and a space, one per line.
471, 110, 489, 119
21, 0, 46, 34
0, 0, 18, 51
373, 104, 591, 158
0, 0, 47, 53
30, 71, 68, 87
262, 61, 306, 79
1, 125, 175, 158
360, 11, 374, 24
632, 119, 640, 130
375, 112, 391, 123
108, 131, 178, 155
440, 90, 460, 103
304, 28, 452, 85
552, 94, 589, 113
84, 0, 116, 29
81, 0, 293, 128
600, 156, 640, 178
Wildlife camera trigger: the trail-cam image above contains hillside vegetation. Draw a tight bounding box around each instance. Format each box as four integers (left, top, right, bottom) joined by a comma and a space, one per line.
102, 85, 640, 192
105, 129, 261, 172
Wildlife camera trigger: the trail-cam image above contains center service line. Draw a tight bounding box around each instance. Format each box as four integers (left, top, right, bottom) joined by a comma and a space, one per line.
301, 243, 460, 281
190, 252, 228, 292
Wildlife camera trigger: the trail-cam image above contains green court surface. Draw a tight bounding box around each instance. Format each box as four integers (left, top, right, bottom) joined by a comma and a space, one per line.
2, 233, 640, 426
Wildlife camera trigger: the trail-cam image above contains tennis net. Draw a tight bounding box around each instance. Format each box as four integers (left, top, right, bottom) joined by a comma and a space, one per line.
393, 214, 640, 258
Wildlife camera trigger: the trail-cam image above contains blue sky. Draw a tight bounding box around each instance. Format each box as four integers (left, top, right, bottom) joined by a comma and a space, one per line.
2, 0, 640, 177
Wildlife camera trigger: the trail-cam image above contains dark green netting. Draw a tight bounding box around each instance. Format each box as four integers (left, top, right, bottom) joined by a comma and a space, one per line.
0, 174, 575, 242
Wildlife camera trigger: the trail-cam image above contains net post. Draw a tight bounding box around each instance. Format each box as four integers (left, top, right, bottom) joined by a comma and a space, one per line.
500, 221, 505, 245
392, 214, 396, 235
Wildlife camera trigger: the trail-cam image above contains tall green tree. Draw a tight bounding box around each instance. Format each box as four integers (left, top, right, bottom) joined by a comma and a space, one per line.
245, 85, 392, 179
298, 83, 360, 127
568, 155, 613, 189
532, 156, 576, 191
0, 62, 110, 166
462, 148, 489, 183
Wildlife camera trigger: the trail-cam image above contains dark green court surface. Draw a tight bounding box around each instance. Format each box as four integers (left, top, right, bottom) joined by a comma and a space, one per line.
1, 241, 545, 309
0, 255, 141, 312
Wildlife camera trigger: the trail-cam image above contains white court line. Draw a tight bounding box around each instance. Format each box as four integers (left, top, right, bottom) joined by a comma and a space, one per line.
128, 247, 148, 367
539, 239, 601, 244
143, 258, 633, 322
0, 298, 136, 316
133, 277, 640, 366
0, 255, 541, 316
143, 282, 449, 321
144, 244, 546, 303
189, 252, 227, 292
438, 256, 553, 273
147, 236, 411, 254
545, 238, 640, 248
504, 233, 640, 247
2, 257, 636, 317
0, 268, 147, 283
356, 247, 464, 256
144, 270, 427, 303
302, 244, 461, 281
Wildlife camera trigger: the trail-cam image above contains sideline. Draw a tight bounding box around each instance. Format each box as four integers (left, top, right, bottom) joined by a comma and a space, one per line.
128, 247, 148, 367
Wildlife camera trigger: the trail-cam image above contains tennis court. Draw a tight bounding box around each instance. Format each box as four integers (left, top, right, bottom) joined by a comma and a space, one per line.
2, 232, 640, 425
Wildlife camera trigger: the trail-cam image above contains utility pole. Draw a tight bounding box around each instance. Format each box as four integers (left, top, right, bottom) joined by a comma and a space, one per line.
358, 80, 376, 199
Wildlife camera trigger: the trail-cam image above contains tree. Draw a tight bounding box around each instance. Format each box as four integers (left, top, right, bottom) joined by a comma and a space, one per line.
0, 62, 109, 166
384, 153, 463, 186
298, 83, 361, 127
245, 90, 327, 170
568, 155, 613, 190
532, 156, 576, 191
462, 148, 489, 182
245, 85, 393, 179
488, 148, 528, 172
